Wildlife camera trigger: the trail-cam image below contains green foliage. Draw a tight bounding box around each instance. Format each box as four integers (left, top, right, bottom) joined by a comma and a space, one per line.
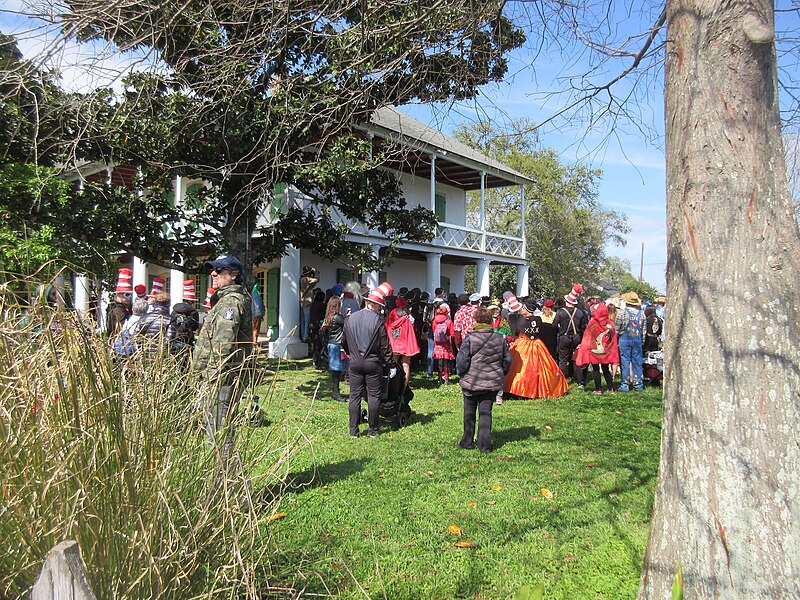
619, 273, 662, 301
513, 582, 545, 600
257, 361, 663, 598
0, 300, 287, 598
454, 119, 630, 297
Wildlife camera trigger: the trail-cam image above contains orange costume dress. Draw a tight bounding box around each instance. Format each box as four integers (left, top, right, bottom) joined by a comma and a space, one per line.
504, 315, 569, 399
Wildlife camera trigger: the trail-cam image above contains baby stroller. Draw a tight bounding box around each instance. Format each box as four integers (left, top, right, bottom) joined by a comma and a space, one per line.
643, 350, 664, 386
362, 363, 414, 428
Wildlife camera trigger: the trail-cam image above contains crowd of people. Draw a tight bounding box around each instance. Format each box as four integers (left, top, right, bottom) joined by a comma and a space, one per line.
311, 279, 666, 449
72, 260, 667, 454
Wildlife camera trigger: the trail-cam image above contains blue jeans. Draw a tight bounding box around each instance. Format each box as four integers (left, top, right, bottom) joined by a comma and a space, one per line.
618, 334, 643, 390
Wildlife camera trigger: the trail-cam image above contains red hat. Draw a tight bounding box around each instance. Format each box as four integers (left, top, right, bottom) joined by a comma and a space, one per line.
502, 291, 522, 313
436, 303, 450, 315
115, 268, 133, 293
183, 279, 197, 302
365, 282, 392, 307
203, 288, 215, 309
149, 277, 166, 297
565, 283, 583, 306
134, 284, 147, 298
543, 299, 555, 309
395, 296, 408, 309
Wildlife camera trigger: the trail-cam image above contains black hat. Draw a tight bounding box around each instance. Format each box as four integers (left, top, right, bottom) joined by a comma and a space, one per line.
522, 297, 539, 313
205, 253, 243, 273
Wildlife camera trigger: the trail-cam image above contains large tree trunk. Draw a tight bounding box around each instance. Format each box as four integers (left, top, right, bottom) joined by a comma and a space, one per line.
639, 0, 800, 597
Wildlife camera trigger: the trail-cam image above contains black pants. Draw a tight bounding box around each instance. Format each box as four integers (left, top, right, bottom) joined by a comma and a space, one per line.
591, 363, 613, 391
460, 390, 496, 452
348, 359, 383, 435
557, 334, 584, 384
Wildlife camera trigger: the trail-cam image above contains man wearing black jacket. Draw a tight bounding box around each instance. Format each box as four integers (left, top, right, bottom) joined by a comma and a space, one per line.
554, 284, 588, 387
343, 282, 395, 438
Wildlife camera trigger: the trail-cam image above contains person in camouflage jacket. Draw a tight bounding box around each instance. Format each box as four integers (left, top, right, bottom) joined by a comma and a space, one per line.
193, 254, 252, 464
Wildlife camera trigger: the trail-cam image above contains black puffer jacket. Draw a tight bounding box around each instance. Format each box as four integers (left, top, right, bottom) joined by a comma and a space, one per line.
325, 313, 346, 345
134, 304, 174, 354
456, 324, 511, 393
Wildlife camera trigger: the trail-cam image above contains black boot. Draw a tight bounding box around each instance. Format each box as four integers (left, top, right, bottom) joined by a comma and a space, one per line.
331, 371, 346, 402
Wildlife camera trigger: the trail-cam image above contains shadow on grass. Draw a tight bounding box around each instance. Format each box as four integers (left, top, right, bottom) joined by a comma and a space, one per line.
493, 425, 541, 449
259, 457, 372, 506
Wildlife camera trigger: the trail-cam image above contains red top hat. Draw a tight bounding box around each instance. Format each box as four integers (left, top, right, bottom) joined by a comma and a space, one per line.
565, 283, 583, 306
115, 268, 133, 294
183, 279, 197, 302
502, 291, 522, 313
203, 288, 215, 309
149, 277, 166, 297
133, 284, 147, 299
365, 282, 392, 307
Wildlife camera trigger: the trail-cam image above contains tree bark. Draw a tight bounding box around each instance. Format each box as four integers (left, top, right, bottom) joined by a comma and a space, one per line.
639, 0, 800, 597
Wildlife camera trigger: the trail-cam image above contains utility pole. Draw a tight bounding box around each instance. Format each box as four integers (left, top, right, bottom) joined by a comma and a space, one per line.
639, 242, 644, 283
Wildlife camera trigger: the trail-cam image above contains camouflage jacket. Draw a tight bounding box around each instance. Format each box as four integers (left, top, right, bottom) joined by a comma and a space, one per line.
193, 284, 252, 383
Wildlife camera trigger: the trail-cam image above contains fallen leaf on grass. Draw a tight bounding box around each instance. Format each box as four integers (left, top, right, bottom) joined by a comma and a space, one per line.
467, 502, 478, 508
268, 512, 287, 522
448, 525, 462, 536
424, 470, 434, 477
454, 540, 477, 549
485, 501, 497, 505
541, 488, 554, 500
544, 425, 553, 431
377, 473, 385, 478
585, 462, 597, 468
493, 485, 503, 491
615, 410, 622, 416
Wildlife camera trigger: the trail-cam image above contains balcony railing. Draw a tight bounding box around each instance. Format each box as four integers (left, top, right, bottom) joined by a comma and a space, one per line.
256, 189, 525, 261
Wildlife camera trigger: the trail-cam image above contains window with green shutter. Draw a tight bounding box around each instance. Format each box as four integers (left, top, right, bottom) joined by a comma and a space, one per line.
434, 193, 446, 222
440, 275, 450, 294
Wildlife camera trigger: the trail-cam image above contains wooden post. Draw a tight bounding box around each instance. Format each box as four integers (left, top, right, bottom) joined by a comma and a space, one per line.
31, 540, 97, 600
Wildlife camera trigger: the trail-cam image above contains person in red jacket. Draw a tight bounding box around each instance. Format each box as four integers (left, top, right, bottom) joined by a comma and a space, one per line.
431, 304, 456, 385
385, 296, 419, 386
575, 302, 620, 394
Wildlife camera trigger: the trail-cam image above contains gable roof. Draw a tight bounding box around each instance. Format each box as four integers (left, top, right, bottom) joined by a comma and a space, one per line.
358, 106, 535, 191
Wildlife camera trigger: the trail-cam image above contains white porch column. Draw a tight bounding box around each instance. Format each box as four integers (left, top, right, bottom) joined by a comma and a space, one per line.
517, 264, 530, 297
476, 258, 491, 297
132, 256, 147, 289
74, 275, 90, 313
270, 245, 307, 358
520, 184, 527, 255
429, 154, 437, 213
426, 252, 441, 294
53, 274, 65, 308
170, 268, 185, 306
479, 171, 486, 230
366, 243, 382, 290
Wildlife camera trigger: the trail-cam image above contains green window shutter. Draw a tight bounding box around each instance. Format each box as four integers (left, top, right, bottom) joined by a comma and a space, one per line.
266, 267, 280, 328
440, 275, 450, 294
434, 193, 446, 222
185, 183, 204, 208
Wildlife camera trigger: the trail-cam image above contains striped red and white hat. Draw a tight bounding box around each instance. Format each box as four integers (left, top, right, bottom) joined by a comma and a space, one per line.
365, 282, 393, 307
564, 283, 583, 306
502, 291, 522, 313
203, 288, 215, 309
183, 279, 197, 302
149, 277, 166, 297
115, 268, 133, 294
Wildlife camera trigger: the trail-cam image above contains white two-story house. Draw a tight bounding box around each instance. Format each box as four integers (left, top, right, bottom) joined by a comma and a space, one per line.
68, 107, 533, 358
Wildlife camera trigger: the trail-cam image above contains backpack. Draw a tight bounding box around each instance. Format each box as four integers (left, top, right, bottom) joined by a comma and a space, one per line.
650, 315, 663, 336
624, 307, 642, 337
434, 320, 450, 344
113, 330, 137, 356
170, 313, 195, 350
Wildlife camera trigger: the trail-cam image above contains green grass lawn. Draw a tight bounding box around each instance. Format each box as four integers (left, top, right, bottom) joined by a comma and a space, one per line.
252, 359, 662, 599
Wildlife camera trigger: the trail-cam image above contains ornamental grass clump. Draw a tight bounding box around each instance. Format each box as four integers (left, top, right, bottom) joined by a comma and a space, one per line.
0, 295, 289, 599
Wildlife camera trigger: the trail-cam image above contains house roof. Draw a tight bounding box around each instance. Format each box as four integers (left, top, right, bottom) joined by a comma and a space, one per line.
358, 106, 535, 191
